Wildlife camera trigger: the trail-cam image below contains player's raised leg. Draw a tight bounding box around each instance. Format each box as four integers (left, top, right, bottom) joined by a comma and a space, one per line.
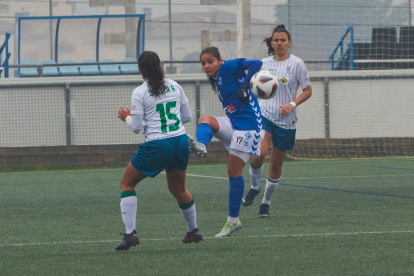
188, 116, 220, 157
116, 162, 147, 251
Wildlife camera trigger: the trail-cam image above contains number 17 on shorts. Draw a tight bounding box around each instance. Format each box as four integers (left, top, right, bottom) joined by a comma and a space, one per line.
231, 129, 264, 156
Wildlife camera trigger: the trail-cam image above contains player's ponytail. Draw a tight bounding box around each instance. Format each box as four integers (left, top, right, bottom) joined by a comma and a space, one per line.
200, 46, 221, 93
263, 24, 292, 56
138, 51, 166, 98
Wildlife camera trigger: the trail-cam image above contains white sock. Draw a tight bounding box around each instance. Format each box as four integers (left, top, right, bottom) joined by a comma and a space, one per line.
262, 176, 281, 205
180, 204, 197, 232
120, 196, 137, 234
249, 164, 264, 191
227, 216, 239, 224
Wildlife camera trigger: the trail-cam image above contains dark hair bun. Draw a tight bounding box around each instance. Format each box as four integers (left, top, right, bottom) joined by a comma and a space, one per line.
275, 24, 286, 30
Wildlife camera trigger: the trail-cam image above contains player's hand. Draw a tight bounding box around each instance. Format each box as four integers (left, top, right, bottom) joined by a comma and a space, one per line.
233, 84, 250, 104
279, 103, 295, 116
118, 106, 131, 122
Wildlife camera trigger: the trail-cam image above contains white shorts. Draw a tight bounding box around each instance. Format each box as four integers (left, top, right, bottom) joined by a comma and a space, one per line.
214, 116, 265, 163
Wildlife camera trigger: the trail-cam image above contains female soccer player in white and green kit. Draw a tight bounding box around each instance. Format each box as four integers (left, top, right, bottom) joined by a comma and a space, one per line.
242, 25, 312, 218
115, 51, 202, 251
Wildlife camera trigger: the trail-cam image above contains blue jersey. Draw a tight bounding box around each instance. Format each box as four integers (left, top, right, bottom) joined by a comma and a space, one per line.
215, 58, 263, 131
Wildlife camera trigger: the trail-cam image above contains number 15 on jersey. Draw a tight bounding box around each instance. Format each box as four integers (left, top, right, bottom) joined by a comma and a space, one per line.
156, 101, 180, 133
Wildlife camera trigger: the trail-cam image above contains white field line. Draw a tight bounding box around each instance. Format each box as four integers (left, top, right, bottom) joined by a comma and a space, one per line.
183, 173, 414, 181
189, 157, 414, 167
2, 230, 413, 247
280, 156, 414, 164
1, 157, 412, 175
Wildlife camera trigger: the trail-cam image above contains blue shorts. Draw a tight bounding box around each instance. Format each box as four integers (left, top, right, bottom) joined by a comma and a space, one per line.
263, 117, 296, 152
131, 134, 189, 178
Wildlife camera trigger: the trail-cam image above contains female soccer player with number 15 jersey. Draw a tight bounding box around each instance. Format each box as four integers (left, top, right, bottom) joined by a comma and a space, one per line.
115, 51, 202, 251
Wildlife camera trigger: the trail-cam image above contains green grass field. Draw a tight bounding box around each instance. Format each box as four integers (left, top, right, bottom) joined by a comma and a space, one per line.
1, 157, 413, 275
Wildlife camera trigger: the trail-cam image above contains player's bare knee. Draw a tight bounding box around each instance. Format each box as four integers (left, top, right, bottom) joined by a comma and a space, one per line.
198, 116, 212, 125
227, 165, 243, 178
120, 178, 135, 190
168, 185, 185, 197
250, 156, 264, 168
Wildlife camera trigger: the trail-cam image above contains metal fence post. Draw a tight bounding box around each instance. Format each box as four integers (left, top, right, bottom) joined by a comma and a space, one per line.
324, 77, 330, 138
5, 33, 10, 78
65, 83, 72, 145
37, 64, 44, 77
195, 80, 201, 124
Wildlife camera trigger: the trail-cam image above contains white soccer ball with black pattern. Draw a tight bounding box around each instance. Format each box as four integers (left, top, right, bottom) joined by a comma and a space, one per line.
250, 70, 279, 99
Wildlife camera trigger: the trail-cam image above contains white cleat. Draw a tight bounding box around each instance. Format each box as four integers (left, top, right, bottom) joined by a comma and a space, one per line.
214, 220, 243, 238
188, 135, 207, 158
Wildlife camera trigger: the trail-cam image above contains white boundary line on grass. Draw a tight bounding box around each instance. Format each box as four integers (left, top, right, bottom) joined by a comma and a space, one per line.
186, 158, 414, 168
183, 173, 414, 181
2, 230, 413, 247
189, 157, 414, 167
1, 157, 412, 175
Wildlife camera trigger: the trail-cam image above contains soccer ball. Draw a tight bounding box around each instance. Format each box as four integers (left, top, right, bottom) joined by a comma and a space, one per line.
250, 70, 279, 99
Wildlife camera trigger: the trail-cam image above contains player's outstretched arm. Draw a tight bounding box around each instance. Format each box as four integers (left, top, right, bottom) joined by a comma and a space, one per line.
240, 59, 263, 86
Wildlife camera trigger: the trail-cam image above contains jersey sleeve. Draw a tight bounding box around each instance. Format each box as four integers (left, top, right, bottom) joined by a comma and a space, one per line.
225, 58, 262, 86
126, 113, 144, 133
180, 102, 192, 124
130, 89, 144, 115
296, 60, 311, 90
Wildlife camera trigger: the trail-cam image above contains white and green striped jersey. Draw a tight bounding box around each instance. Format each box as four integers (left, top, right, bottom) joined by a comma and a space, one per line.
259, 54, 311, 130
130, 78, 188, 141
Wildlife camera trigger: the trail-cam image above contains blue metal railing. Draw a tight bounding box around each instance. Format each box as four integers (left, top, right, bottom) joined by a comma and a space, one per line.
329, 26, 354, 71
0, 33, 11, 78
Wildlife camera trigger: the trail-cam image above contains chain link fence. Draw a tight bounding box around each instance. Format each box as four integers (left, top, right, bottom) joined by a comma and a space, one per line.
1, 0, 414, 74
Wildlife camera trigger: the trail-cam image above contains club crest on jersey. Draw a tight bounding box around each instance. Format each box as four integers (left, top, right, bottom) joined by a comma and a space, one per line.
244, 131, 252, 140
224, 103, 236, 114
286, 66, 291, 73
279, 77, 288, 84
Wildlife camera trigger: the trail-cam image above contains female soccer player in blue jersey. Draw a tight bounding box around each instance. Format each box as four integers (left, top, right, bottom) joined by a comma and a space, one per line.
115, 51, 202, 251
242, 25, 312, 218
189, 46, 264, 237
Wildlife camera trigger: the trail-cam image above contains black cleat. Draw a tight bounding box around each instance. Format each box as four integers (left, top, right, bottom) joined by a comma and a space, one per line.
115, 230, 140, 251
182, 228, 203, 244
242, 188, 260, 207
258, 203, 270, 218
